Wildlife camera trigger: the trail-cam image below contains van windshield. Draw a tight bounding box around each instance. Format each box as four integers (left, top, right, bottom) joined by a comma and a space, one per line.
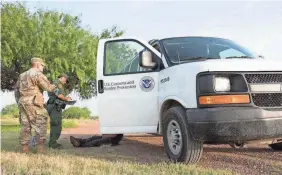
161, 37, 257, 64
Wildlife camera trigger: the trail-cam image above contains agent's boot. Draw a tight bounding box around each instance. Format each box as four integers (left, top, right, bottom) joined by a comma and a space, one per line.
49, 143, 63, 149
21, 144, 29, 153
70, 136, 81, 147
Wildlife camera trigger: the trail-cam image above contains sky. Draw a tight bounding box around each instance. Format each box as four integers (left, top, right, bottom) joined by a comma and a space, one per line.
1, 0, 282, 115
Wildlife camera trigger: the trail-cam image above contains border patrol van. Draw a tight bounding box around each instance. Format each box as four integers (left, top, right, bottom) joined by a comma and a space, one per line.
96, 36, 282, 164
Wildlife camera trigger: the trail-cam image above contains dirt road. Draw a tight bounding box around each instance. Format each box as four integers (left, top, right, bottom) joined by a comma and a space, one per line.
60, 120, 282, 175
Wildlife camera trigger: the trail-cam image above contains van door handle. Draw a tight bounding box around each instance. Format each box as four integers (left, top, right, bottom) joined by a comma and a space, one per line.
98, 80, 104, 93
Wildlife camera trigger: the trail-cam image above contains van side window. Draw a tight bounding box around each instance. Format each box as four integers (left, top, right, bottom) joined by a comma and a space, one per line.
129, 56, 139, 72
104, 40, 159, 75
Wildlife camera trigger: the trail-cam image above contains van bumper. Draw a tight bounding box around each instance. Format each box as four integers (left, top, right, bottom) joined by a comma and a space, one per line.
186, 107, 282, 142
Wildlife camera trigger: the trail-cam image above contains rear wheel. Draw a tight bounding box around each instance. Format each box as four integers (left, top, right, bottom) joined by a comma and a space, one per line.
162, 107, 203, 164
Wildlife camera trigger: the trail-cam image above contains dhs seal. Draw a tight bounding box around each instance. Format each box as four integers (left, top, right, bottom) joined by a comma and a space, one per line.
140, 76, 155, 92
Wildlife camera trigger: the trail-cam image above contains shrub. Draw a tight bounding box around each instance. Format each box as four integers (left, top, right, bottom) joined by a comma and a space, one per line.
90, 116, 99, 120
1, 104, 19, 118
62, 120, 78, 128
62, 107, 91, 119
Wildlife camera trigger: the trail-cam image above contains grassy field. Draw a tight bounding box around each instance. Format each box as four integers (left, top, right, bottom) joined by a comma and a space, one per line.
1, 118, 233, 175
1, 118, 78, 133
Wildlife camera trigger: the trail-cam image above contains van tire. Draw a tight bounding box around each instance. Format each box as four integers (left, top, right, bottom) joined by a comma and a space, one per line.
162, 107, 203, 164
110, 134, 124, 146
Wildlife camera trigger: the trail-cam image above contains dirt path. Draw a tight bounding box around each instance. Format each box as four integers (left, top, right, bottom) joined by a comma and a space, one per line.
60, 120, 282, 175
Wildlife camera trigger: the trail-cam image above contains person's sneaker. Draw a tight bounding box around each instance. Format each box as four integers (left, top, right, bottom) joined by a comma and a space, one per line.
70, 136, 80, 147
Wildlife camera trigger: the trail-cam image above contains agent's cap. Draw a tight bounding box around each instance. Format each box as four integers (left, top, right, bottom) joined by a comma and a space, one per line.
31, 57, 46, 66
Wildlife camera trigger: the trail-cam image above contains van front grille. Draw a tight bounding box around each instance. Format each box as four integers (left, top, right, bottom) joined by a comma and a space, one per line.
245, 73, 282, 84
252, 93, 282, 107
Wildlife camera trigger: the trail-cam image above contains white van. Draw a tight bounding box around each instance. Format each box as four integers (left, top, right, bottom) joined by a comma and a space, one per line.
96, 36, 282, 164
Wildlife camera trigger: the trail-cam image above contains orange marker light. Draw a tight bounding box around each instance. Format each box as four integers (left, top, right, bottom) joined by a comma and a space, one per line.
199, 94, 250, 105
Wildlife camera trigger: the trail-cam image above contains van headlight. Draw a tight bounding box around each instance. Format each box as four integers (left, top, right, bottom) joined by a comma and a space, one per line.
197, 73, 249, 107
197, 72, 248, 94
214, 77, 231, 92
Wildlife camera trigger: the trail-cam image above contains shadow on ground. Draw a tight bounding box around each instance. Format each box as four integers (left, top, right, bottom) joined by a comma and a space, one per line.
2, 132, 281, 161
2, 132, 280, 164
58, 134, 168, 164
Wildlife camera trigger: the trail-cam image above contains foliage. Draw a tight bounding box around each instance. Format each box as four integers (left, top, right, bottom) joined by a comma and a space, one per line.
62, 120, 78, 128
105, 41, 139, 74
90, 116, 99, 120
62, 106, 91, 119
1, 104, 19, 118
1, 2, 124, 99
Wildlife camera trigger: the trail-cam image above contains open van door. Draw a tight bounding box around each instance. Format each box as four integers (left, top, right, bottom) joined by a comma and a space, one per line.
96, 38, 165, 134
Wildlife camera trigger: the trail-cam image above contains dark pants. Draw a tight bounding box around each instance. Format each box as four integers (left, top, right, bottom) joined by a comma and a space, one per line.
71, 134, 123, 147
47, 103, 62, 148
80, 136, 111, 147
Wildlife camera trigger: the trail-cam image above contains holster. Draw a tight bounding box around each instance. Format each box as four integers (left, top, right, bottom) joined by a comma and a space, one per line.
61, 104, 66, 109
55, 99, 66, 111
47, 98, 55, 105
48, 97, 66, 111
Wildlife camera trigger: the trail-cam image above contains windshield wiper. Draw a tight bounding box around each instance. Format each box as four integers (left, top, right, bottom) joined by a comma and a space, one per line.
225, 56, 254, 59
180, 56, 218, 62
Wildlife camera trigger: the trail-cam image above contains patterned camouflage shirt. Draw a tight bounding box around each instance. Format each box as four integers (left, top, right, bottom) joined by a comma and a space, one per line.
14, 68, 56, 107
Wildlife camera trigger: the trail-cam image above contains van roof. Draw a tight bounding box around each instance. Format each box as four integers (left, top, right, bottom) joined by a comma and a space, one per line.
149, 36, 231, 44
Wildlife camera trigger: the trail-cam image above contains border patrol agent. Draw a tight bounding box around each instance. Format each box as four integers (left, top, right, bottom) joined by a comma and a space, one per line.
46, 73, 72, 149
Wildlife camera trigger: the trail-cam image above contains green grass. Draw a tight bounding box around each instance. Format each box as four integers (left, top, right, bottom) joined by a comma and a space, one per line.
1, 125, 21, 132
1, 118, 78, 133
1, 114, 16, 119
1, 118, 234, 175
1, 131, 233, 175
1, 151, 233, 175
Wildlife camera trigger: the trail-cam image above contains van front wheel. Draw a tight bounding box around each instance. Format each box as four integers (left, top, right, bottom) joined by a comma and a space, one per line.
163, 107, 203, 164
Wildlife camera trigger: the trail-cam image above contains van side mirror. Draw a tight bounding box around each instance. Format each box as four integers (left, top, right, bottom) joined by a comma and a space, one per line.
139, 50, 157, 69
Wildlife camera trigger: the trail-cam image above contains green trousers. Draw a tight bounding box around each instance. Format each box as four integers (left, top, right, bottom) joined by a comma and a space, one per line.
47, 104, 62, 148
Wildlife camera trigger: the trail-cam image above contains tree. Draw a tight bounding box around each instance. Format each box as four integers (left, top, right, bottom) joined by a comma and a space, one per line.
1, 2, 124, 99
1, 104, 19, 118
105, 42, 139, 74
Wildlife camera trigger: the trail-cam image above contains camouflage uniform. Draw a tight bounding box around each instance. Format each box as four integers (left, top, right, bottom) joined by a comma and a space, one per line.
14, 89, 37, 147
15, 58, 56, 152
